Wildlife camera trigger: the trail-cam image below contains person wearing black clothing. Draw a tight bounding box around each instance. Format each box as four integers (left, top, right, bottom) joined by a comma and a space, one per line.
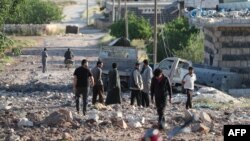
64, 48, 74, 65
151, 68, 172, 129
73, 59, 94, 115
105, 63, 122, 105
91, 61, 104, 104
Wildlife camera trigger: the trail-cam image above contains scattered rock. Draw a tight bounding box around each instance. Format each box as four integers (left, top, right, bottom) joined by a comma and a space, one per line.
26, 112, 44, 124
116, 119, 128, 129
192, 123, 210, 134
63, 132, 74, 141
42, 109, 73, 126
200, 112, 212, 123
113, 111, 123, 119
129, 121, 142, 128
7, 134, 20, 141
21, 136, 30, 141
18, 118, 33, 127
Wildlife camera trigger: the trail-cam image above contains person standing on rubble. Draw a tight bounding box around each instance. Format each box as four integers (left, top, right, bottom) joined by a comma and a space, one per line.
151, 68, 172, 129
41, 48, 48, 73
130, 62, 143, 107
73, 59, 94, 115
141, 59, 153, 107
182, 67, 196, 109
91, 61, 104, 105
105, 63, 122, 105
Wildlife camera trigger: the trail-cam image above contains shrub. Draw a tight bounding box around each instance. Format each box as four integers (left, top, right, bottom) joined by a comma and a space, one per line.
0, 32, 13, 57
110, 13, 152, 40
4, 0, 63, 24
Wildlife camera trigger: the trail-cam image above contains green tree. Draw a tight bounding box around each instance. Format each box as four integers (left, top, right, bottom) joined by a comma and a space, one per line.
174, 32, 204, 63
147, 17, 202, 62
110, 13, 152, 40
4, 0, 63, 24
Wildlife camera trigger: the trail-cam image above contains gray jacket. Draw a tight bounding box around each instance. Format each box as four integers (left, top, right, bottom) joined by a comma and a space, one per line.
141, 65, 153, 93
129, 69, 143, 90
91, 66, 103, 86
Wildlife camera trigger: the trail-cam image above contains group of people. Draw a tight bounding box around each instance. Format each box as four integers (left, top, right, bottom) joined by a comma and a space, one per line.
72, 58, 196, 129
42, 48, 196, 129
41, 48, 74, 73
72, 59, 122, 115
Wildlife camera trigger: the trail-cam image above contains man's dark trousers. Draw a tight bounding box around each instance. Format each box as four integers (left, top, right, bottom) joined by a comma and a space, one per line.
185, 89, 193, 109
75, 87, 89, 114
130, 90, 142, 106
141, 92, 150, 107
92, 85, 104, 104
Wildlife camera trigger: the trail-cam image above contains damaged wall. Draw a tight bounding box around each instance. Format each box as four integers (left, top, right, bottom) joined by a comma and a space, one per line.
204, 26, 250, 84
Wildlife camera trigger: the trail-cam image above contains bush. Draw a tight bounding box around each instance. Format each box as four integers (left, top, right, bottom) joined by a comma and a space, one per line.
0, 32, 13, 57
12, 47, 22, 56
174, 32, 204, 63
110, 13, 152, 40
4, 0, 63, 24
147, 17, 202, 62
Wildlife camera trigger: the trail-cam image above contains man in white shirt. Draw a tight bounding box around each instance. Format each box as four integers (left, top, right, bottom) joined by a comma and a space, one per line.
182, 67, 196, 109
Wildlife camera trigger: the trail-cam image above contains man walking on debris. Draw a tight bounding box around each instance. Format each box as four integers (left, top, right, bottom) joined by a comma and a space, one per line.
141, 59, 153, 107
41, 48, 48, 73
106, 63, 122, 105
73, 59, 94, 115
130, 62, 143, 107
91, 61, 104, 104
182, 67, 196, 109
151, 68, 172, 129
64, 48, 74, 66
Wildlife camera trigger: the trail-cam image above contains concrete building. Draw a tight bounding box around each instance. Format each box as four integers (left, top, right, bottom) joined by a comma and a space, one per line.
105, 0, 179, 25
187, 1, 250, 84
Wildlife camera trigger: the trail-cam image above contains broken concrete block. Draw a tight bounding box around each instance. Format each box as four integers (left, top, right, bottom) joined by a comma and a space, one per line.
192, 123, 210, 134
116, 119, 128, 129
63, 132, 74, 141
129, 121, 142, 128
18, 118, 33, 127
200, 112, 212, 123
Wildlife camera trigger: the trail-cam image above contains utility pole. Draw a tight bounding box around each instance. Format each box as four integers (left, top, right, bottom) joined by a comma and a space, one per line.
86, 0, 89, 25
125, 0, 129, 39
118, 0, 121, 20
153, 0, 157, 65
112, 0, 115, 22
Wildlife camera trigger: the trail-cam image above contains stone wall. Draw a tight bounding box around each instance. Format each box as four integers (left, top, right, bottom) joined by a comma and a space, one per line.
204, 26, 250, 84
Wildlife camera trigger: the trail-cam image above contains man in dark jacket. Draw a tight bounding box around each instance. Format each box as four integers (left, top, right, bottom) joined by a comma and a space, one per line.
41, 48, 48, 73
91, 61, 104, 104
151, 68, 172, 129
73, 59, 94, 115
105, 63, 121, 105
64, 48, 74, 65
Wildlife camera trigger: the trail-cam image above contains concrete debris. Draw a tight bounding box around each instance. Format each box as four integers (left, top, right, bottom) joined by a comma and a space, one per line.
63, 132, 74, 141
188, 8, 250, 18
7, 134, 21, 141
191, 123, 210, 134
94, 103, 112, 111
116, 119, 128, 129
18, 118, 34, 127
41, 109, 73, 126
88, 113, 99, 122
129, 121, 142, 128
200, 112, 212, 123
113, 111, 123, 119
195, 87, 241, 104
0, 101, 12, 110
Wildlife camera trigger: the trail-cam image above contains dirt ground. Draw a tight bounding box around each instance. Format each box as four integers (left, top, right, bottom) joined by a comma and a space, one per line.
0, 0, 249, 141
